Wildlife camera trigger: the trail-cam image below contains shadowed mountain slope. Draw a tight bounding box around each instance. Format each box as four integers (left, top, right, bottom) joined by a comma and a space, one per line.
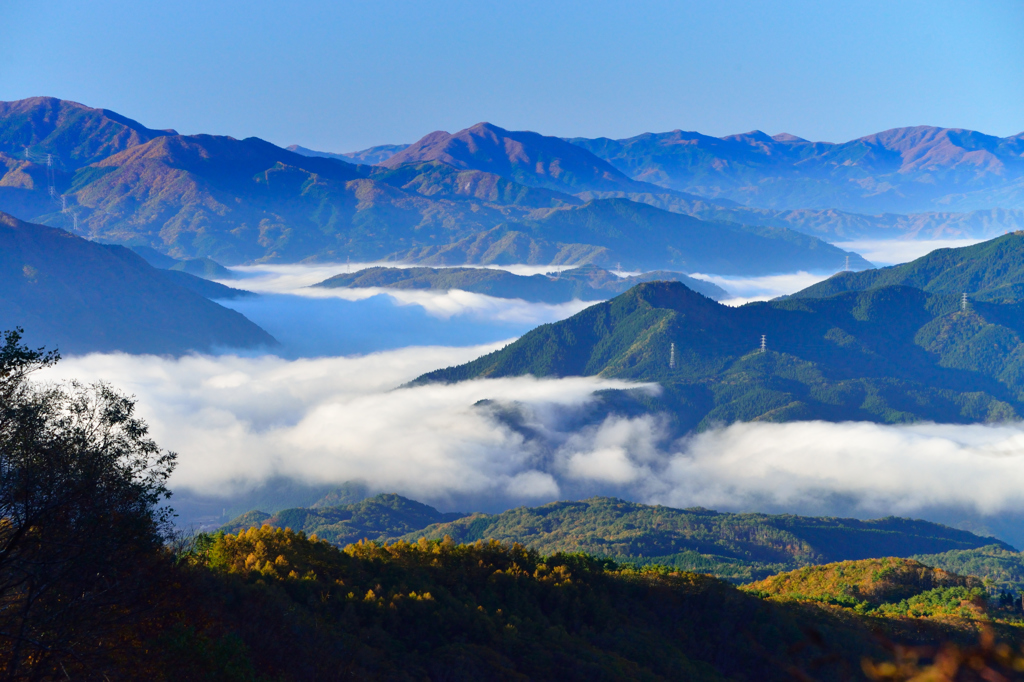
571, 126, 1024, 214
791, 232, 1024, 302
314, 264, 729, 302
415, 280, 1024, 430
0, 212, 275, 354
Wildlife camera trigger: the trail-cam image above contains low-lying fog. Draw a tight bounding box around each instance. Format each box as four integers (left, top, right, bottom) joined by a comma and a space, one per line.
39, 254, 1024, 546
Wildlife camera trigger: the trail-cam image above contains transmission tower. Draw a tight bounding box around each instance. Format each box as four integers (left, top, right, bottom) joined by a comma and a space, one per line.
961, 293, 968, 311
760, 334, 766, 353
669, 342, 676, 369
844, 255, 850, 271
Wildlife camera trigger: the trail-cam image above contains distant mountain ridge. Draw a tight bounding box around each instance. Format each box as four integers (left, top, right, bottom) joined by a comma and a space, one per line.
313, 264, 730, 302
569, 126, 1024, 214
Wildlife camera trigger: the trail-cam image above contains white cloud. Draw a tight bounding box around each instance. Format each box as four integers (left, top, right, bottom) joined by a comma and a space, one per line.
36, 350, 1024, 539
687, 271, 832, 305
832, 239, 985, 267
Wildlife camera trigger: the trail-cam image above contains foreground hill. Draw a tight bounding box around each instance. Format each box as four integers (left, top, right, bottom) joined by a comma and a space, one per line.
178, 528, 1014, 681
792, 232, 1024, 302
571, 125, 1024, 214
314, 264, 729, 302
0, 212, 275, 354
415, 280, 1024, 429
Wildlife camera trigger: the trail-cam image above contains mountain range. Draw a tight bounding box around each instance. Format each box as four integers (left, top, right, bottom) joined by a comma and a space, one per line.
415, 234, 1024, 431
568, 126, 1024, 215
0, 98, 866, 273
0, 211, 275, 355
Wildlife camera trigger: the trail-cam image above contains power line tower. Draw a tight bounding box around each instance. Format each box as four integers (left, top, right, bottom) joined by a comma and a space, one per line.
844, 255, 850, 271
760, 334, 766, 353
961, 293, 968, 311
669, 342, 676, 369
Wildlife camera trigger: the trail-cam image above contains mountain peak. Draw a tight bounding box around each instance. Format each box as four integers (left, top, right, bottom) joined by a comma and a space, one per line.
0, 96, 175, 168
382, 122, 646, 194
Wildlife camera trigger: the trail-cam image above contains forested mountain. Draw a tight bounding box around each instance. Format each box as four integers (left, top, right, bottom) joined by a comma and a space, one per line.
792, 232, 1024, 302
570, 126, 1024, 214
0, 212, 275, 354
415, 279, 1024, 429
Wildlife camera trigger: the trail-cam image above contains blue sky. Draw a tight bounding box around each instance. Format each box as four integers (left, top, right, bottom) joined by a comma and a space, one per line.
2, 0, 1021, 151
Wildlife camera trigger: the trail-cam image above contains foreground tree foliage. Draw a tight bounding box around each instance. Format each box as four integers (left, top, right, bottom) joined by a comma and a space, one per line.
0, 329, 176, 680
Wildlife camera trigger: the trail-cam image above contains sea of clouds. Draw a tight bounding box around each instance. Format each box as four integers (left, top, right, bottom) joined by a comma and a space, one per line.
34, 253, 1024, 544
38, 346, 1024, 541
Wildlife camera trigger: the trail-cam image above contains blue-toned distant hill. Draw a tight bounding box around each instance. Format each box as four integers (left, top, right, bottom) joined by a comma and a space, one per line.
0, 211, 275, 355
569, 126, 1024, 215
314, 264, 729, 302
415, 280, 1024, 430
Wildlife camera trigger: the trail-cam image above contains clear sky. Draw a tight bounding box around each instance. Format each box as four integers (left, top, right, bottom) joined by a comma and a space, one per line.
2, 0, 1021, 152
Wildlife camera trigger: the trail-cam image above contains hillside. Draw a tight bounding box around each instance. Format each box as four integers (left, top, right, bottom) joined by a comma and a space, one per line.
571, 126, 1024, 214
0, 212, 275, 354
414, 280, 1024, 430
746, 558, 980, 606
223, 493, 1009, 584
792, 232, 1024, 302
314, 264, 729, 302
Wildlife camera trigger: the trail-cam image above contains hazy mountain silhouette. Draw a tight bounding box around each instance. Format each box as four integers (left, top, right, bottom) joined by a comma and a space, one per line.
288, 143, 409, 165
571, 126, 1024, 214
0, 212, 275, 354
